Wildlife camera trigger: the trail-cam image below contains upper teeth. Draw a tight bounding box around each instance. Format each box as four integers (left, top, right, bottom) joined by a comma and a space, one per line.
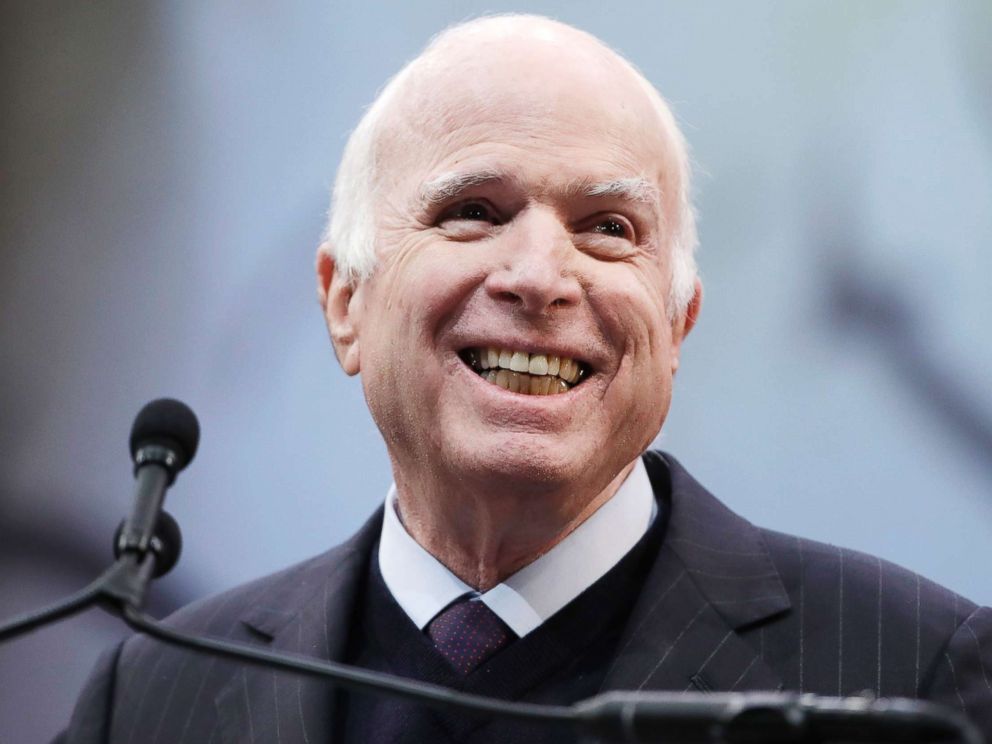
470, 347, 583, 384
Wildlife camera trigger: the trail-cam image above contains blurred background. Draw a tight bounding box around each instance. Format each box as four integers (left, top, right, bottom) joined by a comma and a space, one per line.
1, 1, 990, 740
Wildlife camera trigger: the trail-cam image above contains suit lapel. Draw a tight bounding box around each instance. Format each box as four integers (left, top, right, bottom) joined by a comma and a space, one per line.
211, 452, 790, 739
603, 452, 789, 694
214, 508, 382, 744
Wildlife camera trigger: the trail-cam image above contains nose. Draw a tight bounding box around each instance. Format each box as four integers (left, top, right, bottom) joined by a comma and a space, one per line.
484, 208, 582, 315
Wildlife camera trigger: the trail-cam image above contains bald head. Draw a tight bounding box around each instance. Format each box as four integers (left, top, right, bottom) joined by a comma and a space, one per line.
322, 14, 698, 317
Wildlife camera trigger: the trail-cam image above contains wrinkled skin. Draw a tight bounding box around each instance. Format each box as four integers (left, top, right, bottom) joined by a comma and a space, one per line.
318, 22, 701, 589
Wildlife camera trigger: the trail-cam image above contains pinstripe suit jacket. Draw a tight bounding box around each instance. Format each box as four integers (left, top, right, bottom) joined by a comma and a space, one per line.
60, 452, 992, 743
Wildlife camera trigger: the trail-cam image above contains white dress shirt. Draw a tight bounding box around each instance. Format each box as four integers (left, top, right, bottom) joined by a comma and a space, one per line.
378, 458, 657, 638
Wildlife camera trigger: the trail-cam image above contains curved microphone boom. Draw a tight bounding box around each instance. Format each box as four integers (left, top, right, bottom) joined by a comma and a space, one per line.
0, 399, 981, 743
0, 398, 197, 642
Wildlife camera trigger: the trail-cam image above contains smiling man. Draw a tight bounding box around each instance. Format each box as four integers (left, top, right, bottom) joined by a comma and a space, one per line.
60, 14, 991, 744
317, 18, 699, 598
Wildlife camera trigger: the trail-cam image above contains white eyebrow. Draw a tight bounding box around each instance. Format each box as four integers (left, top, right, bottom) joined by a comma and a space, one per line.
419, 172, 661, 210
419, 169, 507, 204
583, 177, 660, 204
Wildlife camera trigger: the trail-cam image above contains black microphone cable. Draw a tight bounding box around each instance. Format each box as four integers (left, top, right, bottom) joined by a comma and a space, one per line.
120, 605, 981, 743
0, 399, 981, 744
0, 398, 196, 642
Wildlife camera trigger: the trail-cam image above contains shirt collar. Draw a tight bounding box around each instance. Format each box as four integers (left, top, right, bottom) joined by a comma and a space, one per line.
378, 458, 656, 638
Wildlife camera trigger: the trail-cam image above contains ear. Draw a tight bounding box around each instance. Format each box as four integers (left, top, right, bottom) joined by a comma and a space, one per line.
316, 244, 362, 376
670, 277, 703, 374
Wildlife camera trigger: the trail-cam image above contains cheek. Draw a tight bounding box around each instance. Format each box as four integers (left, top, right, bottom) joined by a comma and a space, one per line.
360, 245, 489, 381
368, 257, 447, 336
592, 267, 674, 426
402, 253, 490, 333
589, 265, 669, 355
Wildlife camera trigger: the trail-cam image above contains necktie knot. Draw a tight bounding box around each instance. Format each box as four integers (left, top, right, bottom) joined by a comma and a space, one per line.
426, 596, 515, 675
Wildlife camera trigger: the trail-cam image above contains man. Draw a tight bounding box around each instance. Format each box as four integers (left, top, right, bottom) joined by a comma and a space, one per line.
61, 15, 991, 743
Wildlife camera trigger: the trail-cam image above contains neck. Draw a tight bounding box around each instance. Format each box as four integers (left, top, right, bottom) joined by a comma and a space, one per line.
393, 459, 638, 591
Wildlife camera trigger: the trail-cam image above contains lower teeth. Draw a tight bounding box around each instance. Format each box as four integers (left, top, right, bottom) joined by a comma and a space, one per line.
481, 369, 571, 395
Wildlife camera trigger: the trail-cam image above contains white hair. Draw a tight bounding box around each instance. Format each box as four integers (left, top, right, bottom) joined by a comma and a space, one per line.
320, 14, 698, 319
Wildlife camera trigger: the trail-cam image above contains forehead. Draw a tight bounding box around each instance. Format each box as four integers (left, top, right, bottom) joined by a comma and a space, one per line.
375, 34, 679, 197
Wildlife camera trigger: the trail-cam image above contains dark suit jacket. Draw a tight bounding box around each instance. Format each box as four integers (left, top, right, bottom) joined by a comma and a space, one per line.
60, 452, 992, 743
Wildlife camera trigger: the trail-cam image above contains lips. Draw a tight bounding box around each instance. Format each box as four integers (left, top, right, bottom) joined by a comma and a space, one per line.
459, 346, 588, 395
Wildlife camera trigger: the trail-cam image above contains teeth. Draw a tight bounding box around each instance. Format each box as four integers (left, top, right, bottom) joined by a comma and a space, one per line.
465, 346, 586, 395
530, 375, 548, 395
528, 354, 548, 376
509, 351, 530, 373
560, 358, 576, 383
507, 371, 523, 393
482, 369, 568, 395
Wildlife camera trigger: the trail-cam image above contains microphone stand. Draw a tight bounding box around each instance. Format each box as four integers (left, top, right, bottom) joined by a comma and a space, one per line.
123, 605, 982, 744
0, 398, 982, 744
0, 548, 154, 644
1, 539, 981, 744
0, 390, 982, 744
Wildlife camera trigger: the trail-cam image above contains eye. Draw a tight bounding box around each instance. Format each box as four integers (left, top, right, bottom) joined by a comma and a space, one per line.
593, 217, 628, 238
440, 200, 501, 225
575, 213, 640, 260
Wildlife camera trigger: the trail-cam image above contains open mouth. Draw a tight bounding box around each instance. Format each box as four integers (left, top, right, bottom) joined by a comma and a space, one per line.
459, 347, 589, 395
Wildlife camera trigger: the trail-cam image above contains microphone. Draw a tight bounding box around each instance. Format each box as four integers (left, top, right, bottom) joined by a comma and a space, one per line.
0, 399, 981, 743
114, 510, 183, 579
0, 398, 198, 642
572, 691, 982, 743
115, 398, 199, 563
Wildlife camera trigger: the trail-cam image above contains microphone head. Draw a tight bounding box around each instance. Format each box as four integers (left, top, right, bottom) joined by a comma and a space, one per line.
129, 398, 200, 472
114, 510, 183, 578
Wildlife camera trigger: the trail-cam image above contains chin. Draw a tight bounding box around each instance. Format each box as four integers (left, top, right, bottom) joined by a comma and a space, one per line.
448, 431, 604, 494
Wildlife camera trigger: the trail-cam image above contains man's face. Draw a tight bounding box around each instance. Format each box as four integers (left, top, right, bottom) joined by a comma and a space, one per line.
323, 38, 698, 497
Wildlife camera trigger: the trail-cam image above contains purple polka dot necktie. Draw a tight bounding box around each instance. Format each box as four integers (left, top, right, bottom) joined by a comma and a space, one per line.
426, 596, 516, 675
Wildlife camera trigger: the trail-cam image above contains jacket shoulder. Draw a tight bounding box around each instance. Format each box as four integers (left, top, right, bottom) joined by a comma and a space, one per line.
65, 510, 382, 743
153, 504, 382, 636
757, 527, 981, 695
157, 540, 357, 635
759, 527, 977, 621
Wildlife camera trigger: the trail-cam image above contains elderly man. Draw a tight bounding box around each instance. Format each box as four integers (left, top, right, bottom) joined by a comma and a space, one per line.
60, 15, 991, 744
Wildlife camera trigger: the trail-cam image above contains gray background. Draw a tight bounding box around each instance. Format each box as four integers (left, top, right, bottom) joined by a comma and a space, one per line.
1, 2, 990, 741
